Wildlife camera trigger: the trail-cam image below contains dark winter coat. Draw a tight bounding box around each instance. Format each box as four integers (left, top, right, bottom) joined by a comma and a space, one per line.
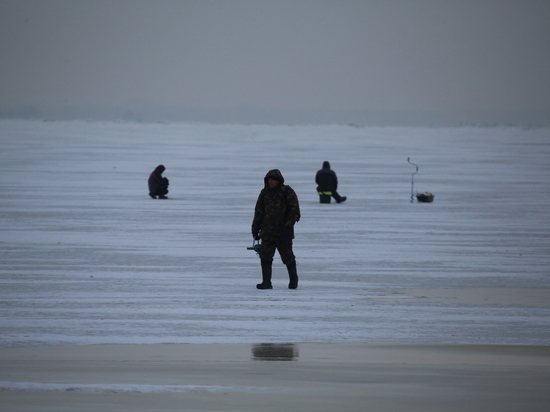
148, 165, 169, 196
315, 161, 338, 194
252, 169, 301, 241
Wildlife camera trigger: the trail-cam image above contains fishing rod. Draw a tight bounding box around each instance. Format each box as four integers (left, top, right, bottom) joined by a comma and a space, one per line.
407, 157, 418, 203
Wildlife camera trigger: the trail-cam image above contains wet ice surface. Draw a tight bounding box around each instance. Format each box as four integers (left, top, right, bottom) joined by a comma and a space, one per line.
0, 120, 549, 346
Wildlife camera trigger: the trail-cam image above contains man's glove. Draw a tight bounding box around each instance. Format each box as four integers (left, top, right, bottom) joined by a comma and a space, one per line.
281, 227, 293, 241
252, 231, 260, 240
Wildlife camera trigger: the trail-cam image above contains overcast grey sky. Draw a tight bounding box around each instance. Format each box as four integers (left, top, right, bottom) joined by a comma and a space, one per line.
1, 0, 549, 125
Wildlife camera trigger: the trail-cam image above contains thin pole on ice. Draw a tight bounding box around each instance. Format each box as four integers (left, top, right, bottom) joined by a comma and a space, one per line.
407, 157, 418, 203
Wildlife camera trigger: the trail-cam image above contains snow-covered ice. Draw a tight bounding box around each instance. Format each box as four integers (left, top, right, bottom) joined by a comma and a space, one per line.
0, 120, 549, 346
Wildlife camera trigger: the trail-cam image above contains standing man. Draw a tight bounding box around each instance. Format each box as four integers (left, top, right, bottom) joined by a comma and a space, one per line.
148, 164, 169, 199
252, 169, 301, 289
315, 161, 347, 203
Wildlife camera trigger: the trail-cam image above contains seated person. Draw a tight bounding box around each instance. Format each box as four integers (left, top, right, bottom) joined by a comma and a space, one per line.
148, 165, 169, 199
315, 161, 346, 203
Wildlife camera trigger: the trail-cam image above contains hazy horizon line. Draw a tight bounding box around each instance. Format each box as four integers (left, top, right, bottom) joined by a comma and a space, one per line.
1, 103, 547, 128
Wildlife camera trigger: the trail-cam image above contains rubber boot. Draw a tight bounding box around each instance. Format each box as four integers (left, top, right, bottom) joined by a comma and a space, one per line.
257, 260, 273, 289
287, 261, 298, 289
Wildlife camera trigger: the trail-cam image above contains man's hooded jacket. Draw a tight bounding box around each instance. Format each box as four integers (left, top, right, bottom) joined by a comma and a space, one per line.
252, 169, 300, 241
315, 161, 338, 194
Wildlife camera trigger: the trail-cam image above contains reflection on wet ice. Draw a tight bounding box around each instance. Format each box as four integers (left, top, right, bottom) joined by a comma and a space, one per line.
252, 343, 299, 361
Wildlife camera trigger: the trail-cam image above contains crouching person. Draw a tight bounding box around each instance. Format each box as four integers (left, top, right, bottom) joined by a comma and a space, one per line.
148, 165, 169, 199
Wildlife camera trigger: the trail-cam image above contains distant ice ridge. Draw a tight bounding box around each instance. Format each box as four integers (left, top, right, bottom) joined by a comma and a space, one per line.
0, 381, 264, 394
